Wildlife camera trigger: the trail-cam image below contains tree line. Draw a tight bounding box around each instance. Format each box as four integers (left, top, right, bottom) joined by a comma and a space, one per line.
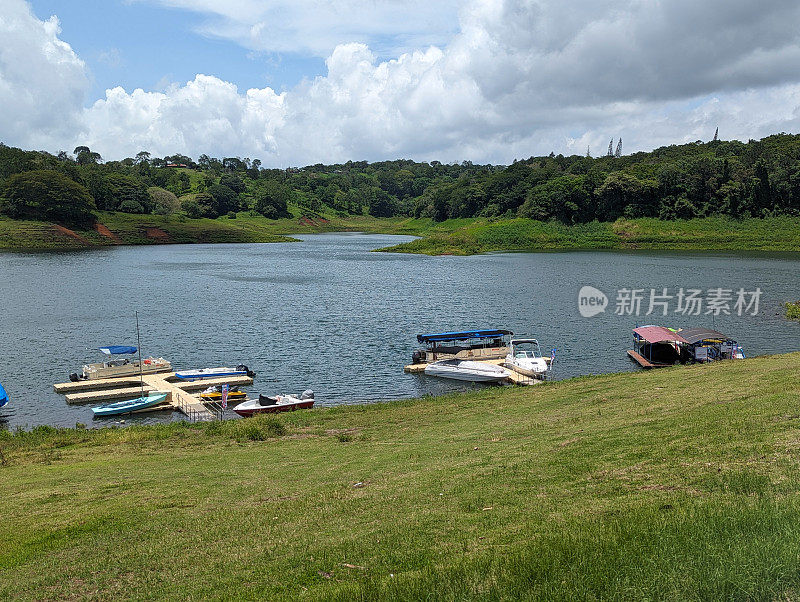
2, 133, 800, 226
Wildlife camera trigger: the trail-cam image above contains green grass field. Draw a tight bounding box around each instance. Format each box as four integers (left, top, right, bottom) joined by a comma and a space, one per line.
380, 216, 800, 255
4, 212, 800, 254
3, 353, 800, 599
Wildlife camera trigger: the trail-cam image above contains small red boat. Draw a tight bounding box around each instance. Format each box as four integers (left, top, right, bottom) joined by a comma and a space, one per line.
232, 390, 315, 417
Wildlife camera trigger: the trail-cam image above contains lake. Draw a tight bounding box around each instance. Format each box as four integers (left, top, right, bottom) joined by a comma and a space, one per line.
1, 233, 799, 429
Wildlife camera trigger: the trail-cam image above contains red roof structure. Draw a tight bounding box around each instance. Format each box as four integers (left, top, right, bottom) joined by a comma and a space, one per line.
632, 326, 688, 344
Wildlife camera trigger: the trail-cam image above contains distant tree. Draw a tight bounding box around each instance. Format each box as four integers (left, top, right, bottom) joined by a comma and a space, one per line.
253, 180, 291, 218
74, 146, 102, 165
207, 184, 238, 217
0, 170, 95, 225
135, 151, 151, 165
220, 173, 246, 194
148, 187, 179, 215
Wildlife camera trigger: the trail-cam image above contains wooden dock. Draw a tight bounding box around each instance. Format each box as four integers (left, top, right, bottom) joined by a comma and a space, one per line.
53, 371, 254, 420
404, 358, 546, 386
627, 350, 671, 369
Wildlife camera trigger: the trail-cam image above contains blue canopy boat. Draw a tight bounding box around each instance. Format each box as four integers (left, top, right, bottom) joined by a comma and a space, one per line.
91, 392, 169, 417
0, 381, 9, 408
411, 329, 514, 364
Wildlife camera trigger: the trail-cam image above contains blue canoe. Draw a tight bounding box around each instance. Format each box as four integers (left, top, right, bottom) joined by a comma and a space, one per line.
0, 381, 8, 408
92, 392, 168, 417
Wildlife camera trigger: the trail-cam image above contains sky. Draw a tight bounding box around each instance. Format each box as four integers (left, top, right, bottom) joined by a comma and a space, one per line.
2, 0, 800, 167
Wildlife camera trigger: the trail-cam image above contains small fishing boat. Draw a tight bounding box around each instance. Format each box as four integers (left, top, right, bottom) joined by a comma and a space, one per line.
0, 381, 9, 408
198, 385, 247, 402
233, 390, 315, 417
70, 346, 171, 382
91, 392, 169, 417
424, 359, 509, 383
174, 365, 254, 380
504, 339, 550, 378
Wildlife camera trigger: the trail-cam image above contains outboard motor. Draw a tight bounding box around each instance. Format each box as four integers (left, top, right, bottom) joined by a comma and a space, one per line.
299, 389, 314, 400
237, 364, 256, 378
411, 349, 425, 364
69, 373, 79, 383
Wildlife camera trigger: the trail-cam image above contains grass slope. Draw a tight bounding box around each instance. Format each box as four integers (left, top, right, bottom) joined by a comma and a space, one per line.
3, 353, 800, 599
0, 212, 445, 251
5, 213, 800, 254
380, 216, 800, 255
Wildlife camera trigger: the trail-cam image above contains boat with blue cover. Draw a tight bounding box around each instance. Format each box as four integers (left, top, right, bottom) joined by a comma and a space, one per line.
0, 381, 9, 408
411, 329, 514, 365
70, 345, 171, 382
91, 392, 169, 417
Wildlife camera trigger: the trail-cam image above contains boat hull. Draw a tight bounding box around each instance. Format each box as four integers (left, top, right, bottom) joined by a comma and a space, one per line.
504, 359, 548, 378
92, 393, 169, 417
0, 381, 8, 408
233, 398, 314, 417
424, 360, 509, 383
175, 367, 248, 380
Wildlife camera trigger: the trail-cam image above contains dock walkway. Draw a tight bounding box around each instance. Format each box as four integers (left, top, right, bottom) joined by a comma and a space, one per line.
53, 372, 254, 420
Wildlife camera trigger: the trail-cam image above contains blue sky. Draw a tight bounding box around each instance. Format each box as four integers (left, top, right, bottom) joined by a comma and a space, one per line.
29, 0, 326, 100
4, 0, 800, 165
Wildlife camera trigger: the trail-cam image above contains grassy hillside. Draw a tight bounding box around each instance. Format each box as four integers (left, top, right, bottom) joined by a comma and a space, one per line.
4, 213, 800, 254
0, 212, 424, 251
380, 216, 800, 255
3, 353, 800, 599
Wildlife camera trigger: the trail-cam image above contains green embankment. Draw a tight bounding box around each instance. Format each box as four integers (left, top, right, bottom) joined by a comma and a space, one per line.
379, 216, 800, 255
4, 213, 800, 254
4, 353, 800, 599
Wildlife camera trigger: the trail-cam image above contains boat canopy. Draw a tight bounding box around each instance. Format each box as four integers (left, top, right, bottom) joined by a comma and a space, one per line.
99, 346, 138, 355
632, 326, 688, 344
677, 328, 734, 345
417, 329, 513, 343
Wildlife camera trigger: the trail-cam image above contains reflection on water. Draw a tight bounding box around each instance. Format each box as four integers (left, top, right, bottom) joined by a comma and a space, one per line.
0, 234, 799, 429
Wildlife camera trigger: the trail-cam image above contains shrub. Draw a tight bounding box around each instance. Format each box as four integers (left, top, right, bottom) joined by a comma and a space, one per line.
148, 187, 179, 215
784, 301, 800, 320
232, 416, 286, 442
0, 170, 96, 225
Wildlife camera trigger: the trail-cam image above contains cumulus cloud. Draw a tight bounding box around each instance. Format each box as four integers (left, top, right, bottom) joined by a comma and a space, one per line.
0, 0, 87, 150
3, 0, 800, 165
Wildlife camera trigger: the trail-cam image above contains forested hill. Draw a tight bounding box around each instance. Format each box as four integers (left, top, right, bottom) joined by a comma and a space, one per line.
1, 134, 800, 226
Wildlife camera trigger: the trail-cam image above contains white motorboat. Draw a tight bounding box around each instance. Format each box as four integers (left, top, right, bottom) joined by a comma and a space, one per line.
424, 359, 509, 383
174, 365, 254, 380
233, 390, 315, 416
504, 339, 549, 378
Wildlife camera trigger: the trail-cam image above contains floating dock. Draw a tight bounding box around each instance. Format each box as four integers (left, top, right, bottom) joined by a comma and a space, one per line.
53, 372, 254, 421
626, 350, 672, 369
404, 358, 548, 386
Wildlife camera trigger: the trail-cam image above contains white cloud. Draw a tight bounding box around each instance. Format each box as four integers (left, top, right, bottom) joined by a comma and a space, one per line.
0, 0, 87, 150
3, 0, 800, 165
134, 0, 461, 57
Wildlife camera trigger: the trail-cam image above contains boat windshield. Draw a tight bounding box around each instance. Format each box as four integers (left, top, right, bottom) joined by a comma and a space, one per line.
512, 342, 541, 358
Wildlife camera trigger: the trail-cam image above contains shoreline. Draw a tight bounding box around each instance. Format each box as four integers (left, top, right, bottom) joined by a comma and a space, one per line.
2, 214, 800, 254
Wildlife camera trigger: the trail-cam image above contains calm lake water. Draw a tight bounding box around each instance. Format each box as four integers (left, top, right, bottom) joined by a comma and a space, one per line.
1, 233, 799, 429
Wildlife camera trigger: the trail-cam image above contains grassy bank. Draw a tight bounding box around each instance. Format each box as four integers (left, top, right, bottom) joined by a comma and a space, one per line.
5, 213, 800, 254
0, 212, 438, 251
379, 216, 800, 255
3, 353, 800, 599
